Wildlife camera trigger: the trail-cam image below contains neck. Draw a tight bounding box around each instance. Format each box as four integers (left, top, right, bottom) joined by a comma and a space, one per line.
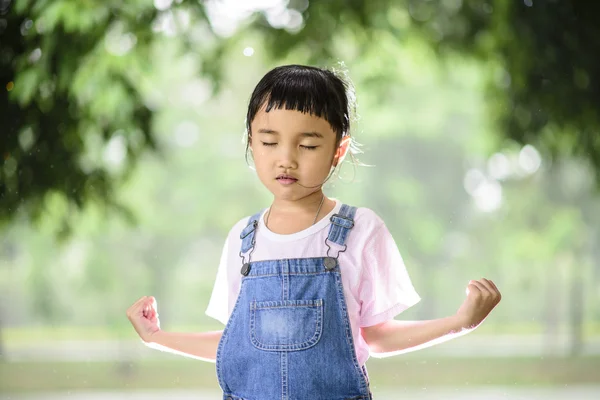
266, 191, 326, 229
270, 191, 326, 214
265, 192, 335, 233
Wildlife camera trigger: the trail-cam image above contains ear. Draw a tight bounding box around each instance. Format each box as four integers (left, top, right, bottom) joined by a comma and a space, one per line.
333, 136, 351, 167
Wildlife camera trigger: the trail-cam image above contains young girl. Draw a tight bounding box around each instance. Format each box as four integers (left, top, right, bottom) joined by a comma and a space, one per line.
127, 65, 501, 399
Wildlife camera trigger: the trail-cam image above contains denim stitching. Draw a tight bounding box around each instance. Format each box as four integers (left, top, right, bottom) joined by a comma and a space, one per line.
334, 271, 370, 394
253, 299, 321, 308
281, 351, 288, 400
216, 279, 247, 392
250, 300, 324, 351
282, 259, 289, 301
245, 272, 331, 278
243, 254, 359, 276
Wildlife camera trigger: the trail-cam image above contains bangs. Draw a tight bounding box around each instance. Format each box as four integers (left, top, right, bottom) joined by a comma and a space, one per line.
261, 78, 340, 126
246, 65, 350, 137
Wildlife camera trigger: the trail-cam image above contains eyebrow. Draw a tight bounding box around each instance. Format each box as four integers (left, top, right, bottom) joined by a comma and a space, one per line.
257, 129, 324, 139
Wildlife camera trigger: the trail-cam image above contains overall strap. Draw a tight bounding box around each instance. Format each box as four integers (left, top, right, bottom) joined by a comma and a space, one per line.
239, 210, 264, 254
326, 204, 357, 247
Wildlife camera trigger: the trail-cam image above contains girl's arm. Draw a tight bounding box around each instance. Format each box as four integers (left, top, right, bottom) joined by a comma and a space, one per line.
127, 296, 223, 362
361, 315, 468, 357
145, 330, 223, 362
362, 278, 501, 357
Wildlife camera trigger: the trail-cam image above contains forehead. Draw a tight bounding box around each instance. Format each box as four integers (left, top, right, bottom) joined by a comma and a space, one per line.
251, 107, 335, 137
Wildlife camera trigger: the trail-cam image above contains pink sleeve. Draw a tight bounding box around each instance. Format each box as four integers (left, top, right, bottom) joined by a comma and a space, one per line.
358, 224, 421, 327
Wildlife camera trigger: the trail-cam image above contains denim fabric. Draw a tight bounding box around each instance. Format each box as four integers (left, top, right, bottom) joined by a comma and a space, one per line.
215, 205, 373, 400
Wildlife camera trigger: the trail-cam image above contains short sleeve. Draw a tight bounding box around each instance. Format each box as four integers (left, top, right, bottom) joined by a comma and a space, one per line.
205, 217, 253, 325
358, 224, 421, 327
205, 237, 232, 325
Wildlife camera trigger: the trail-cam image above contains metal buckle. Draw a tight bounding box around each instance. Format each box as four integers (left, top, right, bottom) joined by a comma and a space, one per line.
324, 238, 348, 259
329, 213, 355, 228
240, 220, 258, 239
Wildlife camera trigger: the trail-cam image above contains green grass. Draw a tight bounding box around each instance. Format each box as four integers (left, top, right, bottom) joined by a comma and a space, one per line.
5, 322, 600, 343
1, 359, 219, 393
368, 355, 600, 387
2, 356, 599, 393
3, 324, 223, 345
4, 326, 129, 343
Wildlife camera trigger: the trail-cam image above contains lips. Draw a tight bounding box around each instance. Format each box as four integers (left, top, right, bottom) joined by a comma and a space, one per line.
276, 174, 298, 181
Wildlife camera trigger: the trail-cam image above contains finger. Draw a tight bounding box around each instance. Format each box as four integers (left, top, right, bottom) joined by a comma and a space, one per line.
477, 279, 496, 293
127, 296, 148, 317
148, 297, 158, 313
128, 297, 146, 312
475, 280, 493, 295
469, 280, 490, 296
484, 278, 500, 294
147, 298, 157, 316
144, 297, 153, 306
134, 296, 149, 307
466, 282, 482, 296
137, 297, 153, 313
481, 279, 501, 302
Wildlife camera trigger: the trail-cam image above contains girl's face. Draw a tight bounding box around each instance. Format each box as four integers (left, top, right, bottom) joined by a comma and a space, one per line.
249, 106, 341, 201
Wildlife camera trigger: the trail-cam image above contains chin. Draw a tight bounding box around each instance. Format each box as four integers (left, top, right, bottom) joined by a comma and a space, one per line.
269, 187, 305, 201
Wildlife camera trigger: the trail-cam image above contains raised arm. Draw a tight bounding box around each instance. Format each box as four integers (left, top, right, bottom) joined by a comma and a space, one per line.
145, 330, 223, 362
362, 278, 501, 357
126, 296, 223, 362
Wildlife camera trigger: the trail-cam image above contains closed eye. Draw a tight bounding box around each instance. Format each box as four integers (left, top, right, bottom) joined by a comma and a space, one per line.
261, 142, 318, 150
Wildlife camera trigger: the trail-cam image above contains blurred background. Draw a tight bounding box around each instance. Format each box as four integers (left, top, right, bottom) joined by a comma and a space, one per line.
1, 0, 600, 399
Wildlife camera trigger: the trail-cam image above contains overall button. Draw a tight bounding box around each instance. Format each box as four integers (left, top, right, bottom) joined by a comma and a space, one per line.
324, 257, 336, 270
241, 263, 251, 276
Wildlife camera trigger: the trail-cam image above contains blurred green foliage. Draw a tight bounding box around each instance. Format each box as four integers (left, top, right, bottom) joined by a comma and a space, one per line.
2, 0, 600, 224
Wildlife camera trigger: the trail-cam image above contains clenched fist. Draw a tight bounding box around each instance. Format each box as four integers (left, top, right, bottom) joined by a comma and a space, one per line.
456, 278, 501, 329
126, 296, 161, 343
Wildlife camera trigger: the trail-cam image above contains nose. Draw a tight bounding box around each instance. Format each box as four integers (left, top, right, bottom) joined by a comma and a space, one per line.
277, 144, 298, 169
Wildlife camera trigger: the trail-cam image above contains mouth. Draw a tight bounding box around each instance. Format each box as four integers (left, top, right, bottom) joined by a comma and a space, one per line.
276, 174, 298, 183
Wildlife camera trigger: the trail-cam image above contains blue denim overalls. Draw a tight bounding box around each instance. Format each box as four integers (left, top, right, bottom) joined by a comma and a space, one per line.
215, 204, 373, 400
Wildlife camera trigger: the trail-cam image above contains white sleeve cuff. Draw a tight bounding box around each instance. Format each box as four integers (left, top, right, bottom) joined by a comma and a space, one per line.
359, 294, 421, 328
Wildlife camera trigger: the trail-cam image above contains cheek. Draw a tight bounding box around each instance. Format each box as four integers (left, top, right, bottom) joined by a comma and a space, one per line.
307, 153, 335, 174
252, 147, 267, 162
249, 141, 261, 159
250, 147, 271, 171
317, 149, 337, 166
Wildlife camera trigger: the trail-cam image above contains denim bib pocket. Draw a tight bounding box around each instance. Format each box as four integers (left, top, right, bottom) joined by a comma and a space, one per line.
250, 299, 323, 351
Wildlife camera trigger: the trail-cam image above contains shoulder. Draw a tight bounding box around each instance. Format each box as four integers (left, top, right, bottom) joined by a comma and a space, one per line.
225, 208, 266, 242
227, 215, 254, 241
350, 205, 387, 235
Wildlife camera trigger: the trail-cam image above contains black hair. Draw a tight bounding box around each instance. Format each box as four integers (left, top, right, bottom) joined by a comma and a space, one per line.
244, 64, 360, 167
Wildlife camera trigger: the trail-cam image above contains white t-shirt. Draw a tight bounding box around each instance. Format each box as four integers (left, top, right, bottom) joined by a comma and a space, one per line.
206, 199, 421, 366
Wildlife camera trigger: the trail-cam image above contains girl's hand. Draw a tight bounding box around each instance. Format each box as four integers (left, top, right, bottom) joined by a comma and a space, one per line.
126, 296, 161, 342
455, 278, 501, 330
